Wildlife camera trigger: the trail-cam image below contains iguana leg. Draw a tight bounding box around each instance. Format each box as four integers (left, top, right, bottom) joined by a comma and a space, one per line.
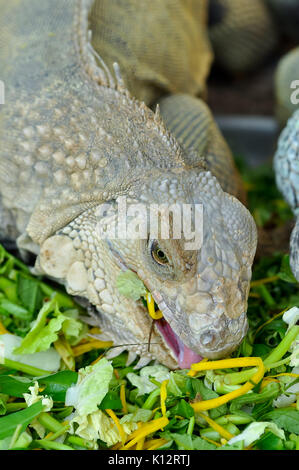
157, 93, 246, 204
89, 0, 213, 105
208, 0, 278, 74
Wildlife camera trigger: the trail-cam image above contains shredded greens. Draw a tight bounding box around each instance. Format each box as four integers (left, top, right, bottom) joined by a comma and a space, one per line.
0, 242, 298, 450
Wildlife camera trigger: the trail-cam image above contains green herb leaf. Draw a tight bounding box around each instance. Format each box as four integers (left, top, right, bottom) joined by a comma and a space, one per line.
17, 274, 44, 314
261, 408, 299, 434
39, 371, 78, 402
170, 399, 194, 419
116, 270, 147, 301
0, 375, 32, 398
256, 431, 285, 450
0, 401, 43, 439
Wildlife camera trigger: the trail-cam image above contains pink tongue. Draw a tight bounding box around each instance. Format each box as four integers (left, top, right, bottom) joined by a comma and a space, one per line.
178, 343, 202, 369
156, 319, 202, 369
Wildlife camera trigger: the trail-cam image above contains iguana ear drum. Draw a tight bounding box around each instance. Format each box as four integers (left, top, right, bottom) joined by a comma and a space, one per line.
38, 235, 78, 279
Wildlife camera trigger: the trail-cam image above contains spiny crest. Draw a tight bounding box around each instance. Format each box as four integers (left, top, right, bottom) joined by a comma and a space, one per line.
76, 0, 185, 161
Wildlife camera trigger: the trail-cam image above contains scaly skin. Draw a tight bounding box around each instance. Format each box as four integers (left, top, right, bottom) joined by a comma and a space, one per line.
0, 0, 257, 369
208, 0, 278, 74
275, 47, 299, 126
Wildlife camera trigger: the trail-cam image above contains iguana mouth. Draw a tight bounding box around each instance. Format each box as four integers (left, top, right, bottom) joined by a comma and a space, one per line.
155, 318, 202, 369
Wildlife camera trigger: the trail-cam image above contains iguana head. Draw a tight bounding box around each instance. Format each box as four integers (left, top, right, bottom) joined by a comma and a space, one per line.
35, 166, 257, 369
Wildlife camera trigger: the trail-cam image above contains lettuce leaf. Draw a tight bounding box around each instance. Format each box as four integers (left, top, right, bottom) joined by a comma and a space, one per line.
127, 365, 170, 396
13, 299, 83, 354
0, 333, 60, 372
116, 270, 147, 301
283, 307, 299, 332
65, 358, 113, 416
228, 421, 285, 447
68, 409, 137, 448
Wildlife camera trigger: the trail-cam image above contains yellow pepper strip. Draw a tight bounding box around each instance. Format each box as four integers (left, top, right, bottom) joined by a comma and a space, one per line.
74, 327, 103, 346
111, 442, 122, 450
121, 417, 169, 450
147, 440, 168, 450
88, 327, 102, 336
197, 412, 234, 441
146, 292, 163, 320
190, 357, 265, 412
120, 383, 128, 414
188, 357, 209, 377
0, 321, 8, 334
266, 373, 299, 379
250, 275, 280, 288
136, 438, 145, 450
72, 340, 113, 357
160, 380, 168, 419
54, 337, 75, 370
249, 292, 260, 298
106, 409, 126, 445
44, 432, 53, 439
91, 353, 105, 365
135, 424, 145, 450
143, 438, 168, 450
201, 436, 221, 447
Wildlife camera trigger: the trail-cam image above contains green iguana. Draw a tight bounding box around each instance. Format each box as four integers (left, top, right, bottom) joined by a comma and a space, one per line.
0, 0, 258, 369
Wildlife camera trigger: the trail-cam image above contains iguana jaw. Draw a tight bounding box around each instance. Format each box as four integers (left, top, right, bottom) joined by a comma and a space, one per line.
144, 283, 249, 367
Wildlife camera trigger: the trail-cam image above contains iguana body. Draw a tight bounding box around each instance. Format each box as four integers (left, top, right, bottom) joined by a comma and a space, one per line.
275, 47, 299, 126
274, 109, 299, 281
208, 0, 278, 74
0, 0, 257, 369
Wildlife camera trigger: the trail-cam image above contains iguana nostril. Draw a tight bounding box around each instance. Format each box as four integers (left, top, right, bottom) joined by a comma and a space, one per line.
200, 330, 216, 346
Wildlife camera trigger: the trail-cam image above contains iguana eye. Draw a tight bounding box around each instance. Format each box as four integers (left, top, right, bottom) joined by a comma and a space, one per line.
150, 241, 169, 265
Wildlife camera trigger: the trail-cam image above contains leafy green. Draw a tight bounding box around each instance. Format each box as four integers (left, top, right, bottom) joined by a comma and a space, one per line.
0, 375, 32, 398
13, 299, 83, 354
0, 401, 43, 439
170, 399, 194, 418
65, 358, 113, 416
228, 421, 285, 447
163, 432, 216, 450
39, 371, 78, 402
229, 382, 281, 413
256, 431, 285, 450
127, 365, 170, 396
116, 270, 147, 301
0, 333, 61, 372
17, 274, 44, 315
195, 381, 227, 419
261, 408, 299, 434
98, 390, 122, 410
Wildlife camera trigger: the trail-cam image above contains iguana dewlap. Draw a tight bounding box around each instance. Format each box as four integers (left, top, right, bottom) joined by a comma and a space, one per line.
0, 0, 257, 369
